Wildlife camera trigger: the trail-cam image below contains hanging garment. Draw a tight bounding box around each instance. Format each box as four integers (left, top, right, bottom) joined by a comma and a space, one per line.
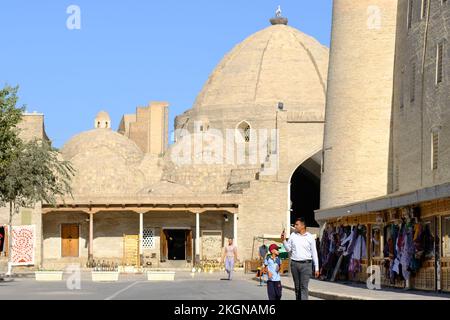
413, 223, 424, 259
259, 245, 268, 259
423, 224, 435, 259
372, 229, 381, 257
408, 223, 422, 273
343, 227, 358, 257
323, 234, 333, 270
338, 255, 351, 281
384, 225, 391, 258
388, 237, 395, 258
392, 224, 400, 257
322, 231, 341, 278
0, 226, 5, 252
353, 234, 367, 260
332, 232, 340, 253
392, 224, 404, 278
329, 230, 336, 252
388, 224, 400, 281
414, 223, 422, 242
338, 226, 346, 244
348, 226, 360, 255
348, 231, 367, 278
392, 224, 415, 281
320, 228, 331, 266
401, 225, 415, 280
383, 258, 391, 279
341, 230, 353, 247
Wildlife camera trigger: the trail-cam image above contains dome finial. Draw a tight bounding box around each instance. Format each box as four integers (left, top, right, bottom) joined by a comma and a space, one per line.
95, 111, 111, 129
276, 5, 282, 18
270, 5, 288, 25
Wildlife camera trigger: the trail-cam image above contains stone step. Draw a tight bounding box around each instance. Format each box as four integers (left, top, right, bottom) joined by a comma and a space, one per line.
225, 182, 250, 194
228, 168, 259, 184
226, 167, 261, 193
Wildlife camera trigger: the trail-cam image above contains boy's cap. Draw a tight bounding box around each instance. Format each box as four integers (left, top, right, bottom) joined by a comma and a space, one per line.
269, 244, 279, 253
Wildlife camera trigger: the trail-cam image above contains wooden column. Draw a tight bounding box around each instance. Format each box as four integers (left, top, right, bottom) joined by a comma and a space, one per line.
88, 213, 94, 261
139, 212, 144, 266
436, 215, 441, 292
195, 212, 200, 264
233, 213, 238, 248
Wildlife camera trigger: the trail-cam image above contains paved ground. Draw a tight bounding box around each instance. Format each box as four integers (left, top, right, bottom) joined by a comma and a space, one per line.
3, 270, 449, 300
0, 272, 319, 300
273, 274, 450, 300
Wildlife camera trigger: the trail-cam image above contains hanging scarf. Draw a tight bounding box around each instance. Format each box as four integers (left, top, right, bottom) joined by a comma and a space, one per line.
348, 227, 367, 279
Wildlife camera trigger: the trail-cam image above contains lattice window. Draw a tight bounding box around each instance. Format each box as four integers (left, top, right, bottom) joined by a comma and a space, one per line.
143, 228, 155, 249
410, 63, 416, 103
394, 161, 400, 192
432, 131, 439, 170
436, 41, 444, 84
243, 126, 250, 142
236, 121, 251, 143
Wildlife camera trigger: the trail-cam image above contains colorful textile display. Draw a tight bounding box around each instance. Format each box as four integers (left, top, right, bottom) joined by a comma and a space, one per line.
319, 217, 437, 286
319, 225, 367, 281
320, 226, 342, 279
348, 226, 367, 279
392, 223, 415, 280
11, 225, 35, 266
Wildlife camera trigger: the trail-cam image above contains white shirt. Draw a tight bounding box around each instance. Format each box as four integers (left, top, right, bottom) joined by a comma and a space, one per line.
224, 245, 237, 258
283, 231, 319, 272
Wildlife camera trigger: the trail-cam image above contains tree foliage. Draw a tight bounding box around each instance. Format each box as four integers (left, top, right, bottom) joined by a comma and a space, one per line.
0, 85, 74, 223
2, 140, 75, 211
0, 85, 24, 180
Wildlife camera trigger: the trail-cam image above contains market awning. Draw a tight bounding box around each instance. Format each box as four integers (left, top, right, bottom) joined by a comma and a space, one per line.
315, 182, 450, 221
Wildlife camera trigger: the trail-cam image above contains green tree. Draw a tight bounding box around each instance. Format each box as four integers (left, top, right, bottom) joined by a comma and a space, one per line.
0, 85, 23, 180
0, 85, 74, 274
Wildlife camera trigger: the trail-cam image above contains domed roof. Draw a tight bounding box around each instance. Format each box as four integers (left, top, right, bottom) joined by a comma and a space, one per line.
60, 129, 146, 196
61, 129, 144, 165
193, 24, 329, 112
95, 111, 111, 121
94, 111, 112, 129
66, 147, 146, 196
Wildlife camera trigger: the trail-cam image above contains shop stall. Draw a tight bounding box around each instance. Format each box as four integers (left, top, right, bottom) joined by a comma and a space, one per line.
319, 202, 450, 293
246, 235, 289, 274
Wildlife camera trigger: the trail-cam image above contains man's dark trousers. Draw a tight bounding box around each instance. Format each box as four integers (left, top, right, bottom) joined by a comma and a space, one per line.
267, 281, 282, 300
290, 260, 312, 300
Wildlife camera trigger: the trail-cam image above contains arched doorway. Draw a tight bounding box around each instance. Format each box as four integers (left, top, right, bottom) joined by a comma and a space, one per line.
289, 153, 321, 228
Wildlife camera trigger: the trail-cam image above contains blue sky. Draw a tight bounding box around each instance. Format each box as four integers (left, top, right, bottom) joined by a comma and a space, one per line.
0, 0, 332, 148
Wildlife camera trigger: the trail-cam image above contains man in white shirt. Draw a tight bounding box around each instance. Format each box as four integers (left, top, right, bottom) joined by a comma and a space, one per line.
281, 217, 319, 300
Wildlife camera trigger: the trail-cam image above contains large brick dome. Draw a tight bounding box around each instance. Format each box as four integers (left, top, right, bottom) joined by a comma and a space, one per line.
192, 24, 329, 113
60, 129, 146, 196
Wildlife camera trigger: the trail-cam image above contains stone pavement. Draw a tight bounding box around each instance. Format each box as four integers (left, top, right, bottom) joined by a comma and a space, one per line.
0, 271, 310, 300
254, 274, 450, 300
5, 269, 449, 300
